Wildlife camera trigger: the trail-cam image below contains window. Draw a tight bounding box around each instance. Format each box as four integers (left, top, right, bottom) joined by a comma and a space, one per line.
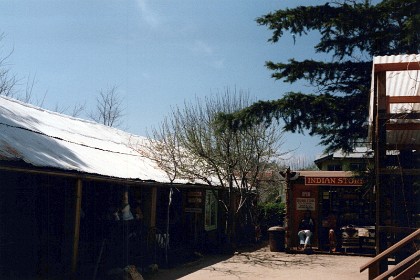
350, 163, 366, 171
205, 190, 218, 231
327, 164, 342, 171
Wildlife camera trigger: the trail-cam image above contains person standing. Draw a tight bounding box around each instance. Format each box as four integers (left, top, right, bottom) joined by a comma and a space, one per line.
298, 210, 315, 250
119, 190, 134, 221
326, 212, 337, 252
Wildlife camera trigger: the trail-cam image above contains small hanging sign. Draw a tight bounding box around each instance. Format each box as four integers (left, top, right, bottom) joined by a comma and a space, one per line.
296, 198, 316, 211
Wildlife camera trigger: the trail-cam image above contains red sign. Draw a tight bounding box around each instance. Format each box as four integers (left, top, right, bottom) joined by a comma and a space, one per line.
305, 177, 363, 186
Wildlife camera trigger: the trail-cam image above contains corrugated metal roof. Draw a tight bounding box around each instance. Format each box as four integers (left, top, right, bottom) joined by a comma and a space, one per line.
372, 54, 420, 70
368, 54, 420, 147
0, 96, 200, 184
315, 147, 373, 162
297, 171, 356, 177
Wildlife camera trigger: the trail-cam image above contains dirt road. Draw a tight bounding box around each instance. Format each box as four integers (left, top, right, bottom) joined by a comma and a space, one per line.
144, 245, 371, 280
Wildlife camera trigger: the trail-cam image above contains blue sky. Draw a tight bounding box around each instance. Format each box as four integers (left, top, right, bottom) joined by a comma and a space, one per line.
0, 0, 326, 159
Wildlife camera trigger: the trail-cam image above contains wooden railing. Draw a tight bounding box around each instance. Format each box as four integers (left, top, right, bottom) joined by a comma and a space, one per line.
360, 228, 420, 280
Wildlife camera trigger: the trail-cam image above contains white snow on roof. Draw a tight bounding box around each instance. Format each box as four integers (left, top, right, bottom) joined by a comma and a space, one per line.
0, 96, 192, 183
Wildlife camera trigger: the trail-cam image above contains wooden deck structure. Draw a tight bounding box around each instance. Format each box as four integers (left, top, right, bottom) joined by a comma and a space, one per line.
368, 54, 420, 277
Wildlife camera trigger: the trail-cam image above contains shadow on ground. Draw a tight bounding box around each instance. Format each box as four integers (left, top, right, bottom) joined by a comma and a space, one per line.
143, 243, 268, 280
143, 254, 231, 280
142, 242, 371, 280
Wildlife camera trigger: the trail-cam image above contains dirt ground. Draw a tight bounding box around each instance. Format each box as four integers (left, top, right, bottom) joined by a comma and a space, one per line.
143, 244, 372, 280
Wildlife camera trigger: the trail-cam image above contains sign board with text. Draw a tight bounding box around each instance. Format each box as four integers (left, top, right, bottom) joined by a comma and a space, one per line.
296, 198, 316, 211
185, 191, 203, 213
305, 177, 363, 186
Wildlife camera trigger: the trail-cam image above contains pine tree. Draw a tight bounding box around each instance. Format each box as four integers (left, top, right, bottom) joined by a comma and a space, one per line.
218, 0, 419, 152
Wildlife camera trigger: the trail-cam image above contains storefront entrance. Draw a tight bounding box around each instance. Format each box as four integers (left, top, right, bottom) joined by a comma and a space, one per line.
318, 186, 375, 250
289, 171, 375, 254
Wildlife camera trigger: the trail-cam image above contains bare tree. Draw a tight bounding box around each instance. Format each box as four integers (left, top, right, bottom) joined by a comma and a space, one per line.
140, 89, 288, 247
0, 34, 87, 113
0, 62, 17, 97
136, 117, 183, 265
90, 85, 124, 127
0, 35, 47, 107
53, 101, 86, 116
141, 118, 181, 183
279, 154, 318, 171
0, 33, 17, 97
70, 101, 86, 117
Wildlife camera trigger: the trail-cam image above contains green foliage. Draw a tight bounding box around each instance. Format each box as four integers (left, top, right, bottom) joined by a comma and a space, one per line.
257, 202, 285, 227
257, 0, 419, 56
217, 0, 420, 153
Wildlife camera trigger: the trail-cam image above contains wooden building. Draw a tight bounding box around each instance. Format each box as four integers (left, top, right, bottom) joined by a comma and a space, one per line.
314, 147, 373, 172
285, 171, 374, 252
0, 96, 224, 279
367, 54, 419, 275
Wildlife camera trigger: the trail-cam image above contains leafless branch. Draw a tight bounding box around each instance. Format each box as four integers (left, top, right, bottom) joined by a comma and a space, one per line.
90, 85, 124, 127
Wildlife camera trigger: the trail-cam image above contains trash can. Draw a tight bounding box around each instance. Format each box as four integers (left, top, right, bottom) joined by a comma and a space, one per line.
268, 226, 285, 252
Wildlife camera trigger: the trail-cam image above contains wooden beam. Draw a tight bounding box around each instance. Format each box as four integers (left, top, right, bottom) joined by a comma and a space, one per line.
377, 72, 387, 111
374, 71, 388, 277
150, 186, 157, 227
374, 62, 420, 72
387, 112, 420, 119
377, 168, 420, 176
393, 260, 420, 280
71, 179, 83, 274
360, 228, 420, 273
373, 250, 420, 280
378, 226, 419, 234
387, 96, 420, 104
0, 164, 217, 189
385, 144, 420, 150
386, 123, 420, 130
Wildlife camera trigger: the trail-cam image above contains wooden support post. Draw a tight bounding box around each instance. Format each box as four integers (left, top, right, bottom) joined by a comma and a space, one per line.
150, 186, 157, 228
373, 71, 388, 278
280, 167, 298, 252
71, 179, 83, 275
285, 172, 291, 251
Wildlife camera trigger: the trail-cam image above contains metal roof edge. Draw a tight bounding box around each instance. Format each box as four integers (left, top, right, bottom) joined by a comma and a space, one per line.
0, 161, 213, 188
296, 170, 359, 177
